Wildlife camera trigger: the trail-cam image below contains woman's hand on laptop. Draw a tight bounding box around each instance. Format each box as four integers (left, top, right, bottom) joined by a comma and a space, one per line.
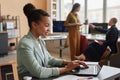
59, 61, 81, 74
73, 60, 89, 68
66, 61, 88, 70
59, 61, 88, 74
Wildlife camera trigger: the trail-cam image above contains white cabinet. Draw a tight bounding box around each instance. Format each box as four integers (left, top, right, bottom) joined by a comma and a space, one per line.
47, 0, 61, 33
47, 0, 60, 21
3, 16, 20, 43
1, 15, 21, 51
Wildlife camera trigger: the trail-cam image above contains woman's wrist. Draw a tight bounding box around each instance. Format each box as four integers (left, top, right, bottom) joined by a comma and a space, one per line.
59, 67, 70, 74
62, 60, 70, 65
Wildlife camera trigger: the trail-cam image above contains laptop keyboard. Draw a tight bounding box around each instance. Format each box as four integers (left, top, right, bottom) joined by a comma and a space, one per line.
79, 65, 98, 74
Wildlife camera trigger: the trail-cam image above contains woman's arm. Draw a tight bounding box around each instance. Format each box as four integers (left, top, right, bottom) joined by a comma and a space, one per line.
64, 22, 81, 27
59, 60, 88, 74
64, 13, 81, 27
17, 42, 60, 78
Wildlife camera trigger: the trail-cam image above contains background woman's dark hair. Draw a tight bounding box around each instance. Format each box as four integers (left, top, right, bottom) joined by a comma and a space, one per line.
71, 3, 80, 12
23, 3, 36, 17
27, 9, 50, 29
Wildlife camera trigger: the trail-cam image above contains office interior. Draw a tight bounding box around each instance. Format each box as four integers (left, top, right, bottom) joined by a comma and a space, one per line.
0, 0, 120, 80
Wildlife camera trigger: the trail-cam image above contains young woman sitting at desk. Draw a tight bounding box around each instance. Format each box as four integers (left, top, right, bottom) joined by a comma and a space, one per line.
17, 3, 88, 79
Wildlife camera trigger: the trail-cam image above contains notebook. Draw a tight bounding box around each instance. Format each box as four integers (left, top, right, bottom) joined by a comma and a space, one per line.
71, 62, 101, 76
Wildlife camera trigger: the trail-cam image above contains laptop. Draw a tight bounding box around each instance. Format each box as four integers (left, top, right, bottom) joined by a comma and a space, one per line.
71, 62, 101, 77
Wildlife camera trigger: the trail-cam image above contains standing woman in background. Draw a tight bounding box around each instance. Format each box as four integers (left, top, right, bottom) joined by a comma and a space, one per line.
64, 3, 82, 60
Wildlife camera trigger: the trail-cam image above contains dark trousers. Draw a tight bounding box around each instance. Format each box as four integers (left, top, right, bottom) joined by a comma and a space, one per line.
84, 42, 106, 62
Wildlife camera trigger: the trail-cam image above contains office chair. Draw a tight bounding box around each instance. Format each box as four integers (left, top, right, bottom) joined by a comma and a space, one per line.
0, 60, 19, 80
80, 35, 89, 54
107, 42, 119, 66
108, 31, 120, 66
99, 42, 119, 66
99, 47, 111, 66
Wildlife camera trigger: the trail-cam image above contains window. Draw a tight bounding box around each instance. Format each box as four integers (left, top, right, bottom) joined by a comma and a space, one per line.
61, 0, 85, 23
107, 0, 120, 29
59, 0, 120, 30
74, 0, 85, 23
88, 0, 103, 23
61, 0, 73, 20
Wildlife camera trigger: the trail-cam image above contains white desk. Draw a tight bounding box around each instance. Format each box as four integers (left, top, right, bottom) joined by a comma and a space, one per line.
83, 33, 120, 42
53, 66, 120, 80
43, 34, 67, 41
84, 34, 105, 41
43, 33, 120, 58
98, 66, 120, 80
44, 33, 120, 42
32, 65, 120, 80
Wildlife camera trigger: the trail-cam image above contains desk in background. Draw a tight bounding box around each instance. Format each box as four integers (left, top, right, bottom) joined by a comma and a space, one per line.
44, 33, 120, 42
84, 34, 105, 41
43, 33, 120, 58
43, 33, 67, 58
83, 33, 120, 42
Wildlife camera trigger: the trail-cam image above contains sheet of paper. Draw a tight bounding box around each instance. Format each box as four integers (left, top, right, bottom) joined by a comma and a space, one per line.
53, 75, 99, 80
85, 62, 98, 65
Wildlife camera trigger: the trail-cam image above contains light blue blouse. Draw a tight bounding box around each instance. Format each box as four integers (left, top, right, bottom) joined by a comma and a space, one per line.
17, 31, 64, 78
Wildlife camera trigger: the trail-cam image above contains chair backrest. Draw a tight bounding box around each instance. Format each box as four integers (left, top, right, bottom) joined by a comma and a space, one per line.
107, 42, 120, 66
99, 47, 111, 66
114, 42, 119, 55
63, 35, 89, 54
99, 42, 120, 66
109, 42, 119, 56
0, 60, 18, 80
80, 35, 89, 54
